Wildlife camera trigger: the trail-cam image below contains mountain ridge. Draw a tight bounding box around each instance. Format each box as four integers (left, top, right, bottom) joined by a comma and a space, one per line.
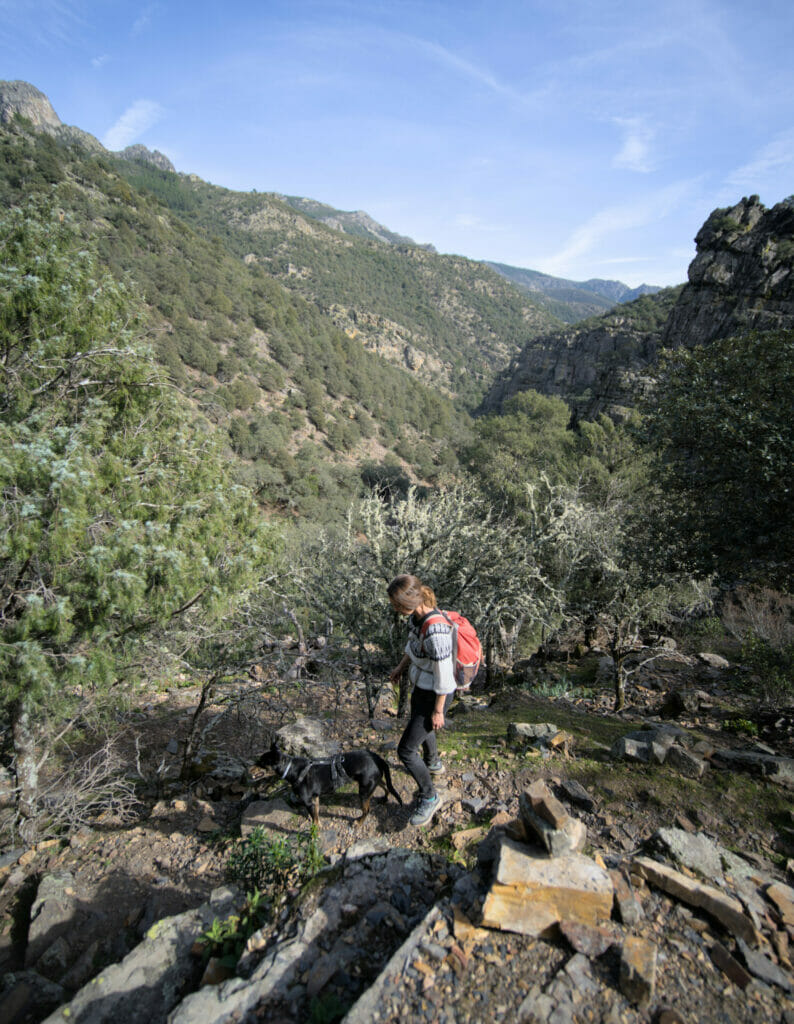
0, 80, 649, 329
487, 261, 662, 324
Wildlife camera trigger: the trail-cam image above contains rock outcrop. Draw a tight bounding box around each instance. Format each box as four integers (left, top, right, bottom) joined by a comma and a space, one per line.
481, 194, 794, 419
481, 287, 681, 419
0, 79, 103, 153
119, 144, 176, 173
662, 194, 794, 346
0, 80, 61, 130
0, 80, 170, 162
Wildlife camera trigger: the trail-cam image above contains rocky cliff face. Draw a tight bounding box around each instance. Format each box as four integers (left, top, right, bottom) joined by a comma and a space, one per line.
481, 195, 794, 419
662, 195, 794, 347
0, 80, 61, 130
0, 80, 152, 158
481, 288, 681, 420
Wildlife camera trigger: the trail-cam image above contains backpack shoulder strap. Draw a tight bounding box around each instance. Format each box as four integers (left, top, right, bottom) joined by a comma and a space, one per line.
418, 608, 447, 635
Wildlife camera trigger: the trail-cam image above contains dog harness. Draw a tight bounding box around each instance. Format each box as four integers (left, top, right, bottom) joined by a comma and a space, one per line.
286, 754, 350, 790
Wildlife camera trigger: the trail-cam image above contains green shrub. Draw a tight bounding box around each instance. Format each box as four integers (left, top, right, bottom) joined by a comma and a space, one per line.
199, 889, 270, 969
684, 616, 724, 642
308, 992, 350, 1024
226, 824, 324, 894
741, 632, 794, 705
723, 717, 759, 737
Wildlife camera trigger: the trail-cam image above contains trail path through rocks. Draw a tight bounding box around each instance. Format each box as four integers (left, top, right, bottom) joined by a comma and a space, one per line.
2, 658, 794, 1023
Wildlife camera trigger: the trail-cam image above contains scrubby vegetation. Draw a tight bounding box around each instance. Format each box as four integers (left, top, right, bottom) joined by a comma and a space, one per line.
1, 115, 792, 847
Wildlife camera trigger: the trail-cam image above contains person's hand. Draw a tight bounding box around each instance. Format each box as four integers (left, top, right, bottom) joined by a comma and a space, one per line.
389, 666, 403, 686
431, 710, 444, 730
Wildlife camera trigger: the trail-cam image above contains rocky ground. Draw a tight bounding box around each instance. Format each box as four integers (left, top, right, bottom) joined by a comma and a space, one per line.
1, 643, 794, 1023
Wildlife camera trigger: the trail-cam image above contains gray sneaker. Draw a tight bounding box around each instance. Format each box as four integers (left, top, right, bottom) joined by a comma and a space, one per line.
426, 759, 445, 775
410, 793, 441, 826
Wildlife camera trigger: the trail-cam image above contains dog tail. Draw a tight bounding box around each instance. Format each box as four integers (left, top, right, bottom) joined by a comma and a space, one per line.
371, 751, 404, 805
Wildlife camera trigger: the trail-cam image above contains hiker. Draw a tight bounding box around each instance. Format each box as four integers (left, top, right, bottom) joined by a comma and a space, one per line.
387, 574, 455, 826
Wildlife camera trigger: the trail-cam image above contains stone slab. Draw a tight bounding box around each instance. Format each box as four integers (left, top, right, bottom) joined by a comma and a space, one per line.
651, 828, 724, 882
521, 781, 569, 830
710, 941, 752, 989
240, 798, 303, 839
508, 722, 558, 741
521, 807, 587, 857
632, 856, 757, 946
620, 936, 657, 1008
766, 881, 794, 926
666, 745, 708, 779
481, 838, 613, 938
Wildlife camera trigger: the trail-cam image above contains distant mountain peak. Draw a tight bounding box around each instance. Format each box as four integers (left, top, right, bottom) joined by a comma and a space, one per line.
486, 262, 663, 324
119, 144, 175, 173
0, 80, 62, 130
277, 194, 436, 250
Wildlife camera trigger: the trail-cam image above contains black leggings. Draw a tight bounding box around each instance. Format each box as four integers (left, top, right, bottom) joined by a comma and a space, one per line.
397, 687, 454, 800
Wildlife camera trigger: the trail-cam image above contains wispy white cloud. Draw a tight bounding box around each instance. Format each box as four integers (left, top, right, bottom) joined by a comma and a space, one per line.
454, 212, 503, 232
414, 38, 527, 104
727, 129, 794, 189
542, 180, 696, 276
0, 0, 87, 50
132, 3, 160, 36
598, 256, 656, 265
613, 117, 655, 173
91, 54, 109, 69
102, 100, 164, 150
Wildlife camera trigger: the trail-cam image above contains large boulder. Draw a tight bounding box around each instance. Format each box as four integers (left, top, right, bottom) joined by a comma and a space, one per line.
647, 828, 725, 883
0, 971, 64, 1024
240, 798, 303, 839
275, 717, 339, 758
507, 722, 558, 742
186, 750, 248, 784
711, 749, 794, 788
41, 887, 243, 1024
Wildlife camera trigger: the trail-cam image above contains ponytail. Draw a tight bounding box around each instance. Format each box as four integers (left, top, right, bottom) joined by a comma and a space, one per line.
387, 574, 436, 611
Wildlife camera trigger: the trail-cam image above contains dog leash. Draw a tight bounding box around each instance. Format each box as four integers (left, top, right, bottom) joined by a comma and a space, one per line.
281, 757, 293, 779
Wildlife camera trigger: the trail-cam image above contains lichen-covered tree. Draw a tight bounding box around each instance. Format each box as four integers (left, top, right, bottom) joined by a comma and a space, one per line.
547, 484, 709, 710
300, 483, 568, 715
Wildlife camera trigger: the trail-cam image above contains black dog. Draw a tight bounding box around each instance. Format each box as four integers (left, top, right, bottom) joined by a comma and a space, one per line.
258, 741, 403, 825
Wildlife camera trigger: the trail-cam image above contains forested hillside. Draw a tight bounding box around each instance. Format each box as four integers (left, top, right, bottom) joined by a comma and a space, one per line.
115, 158, 562, 400
0, 117, 482, 518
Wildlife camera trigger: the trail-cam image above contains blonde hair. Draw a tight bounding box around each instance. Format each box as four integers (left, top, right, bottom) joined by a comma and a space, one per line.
387, 574, 436, 611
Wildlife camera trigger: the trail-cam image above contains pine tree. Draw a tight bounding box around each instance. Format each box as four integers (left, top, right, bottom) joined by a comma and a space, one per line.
0, 202, 273, 839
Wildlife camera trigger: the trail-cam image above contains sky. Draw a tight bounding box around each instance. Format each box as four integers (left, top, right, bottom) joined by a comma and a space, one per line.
2, 0, 793, 287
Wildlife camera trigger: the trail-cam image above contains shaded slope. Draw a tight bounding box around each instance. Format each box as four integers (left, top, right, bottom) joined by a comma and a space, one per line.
481, 288, 682, 420
481, 195, 794, 421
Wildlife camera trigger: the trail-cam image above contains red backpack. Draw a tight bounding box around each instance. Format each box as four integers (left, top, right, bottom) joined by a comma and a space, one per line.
420, 608, 482, 690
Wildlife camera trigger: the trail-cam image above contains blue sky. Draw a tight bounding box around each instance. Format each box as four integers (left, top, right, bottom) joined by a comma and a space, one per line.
2, 0, 793, 286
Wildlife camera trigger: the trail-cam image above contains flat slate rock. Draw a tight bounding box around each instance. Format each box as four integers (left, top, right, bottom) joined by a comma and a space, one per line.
240, 798, 303, 839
